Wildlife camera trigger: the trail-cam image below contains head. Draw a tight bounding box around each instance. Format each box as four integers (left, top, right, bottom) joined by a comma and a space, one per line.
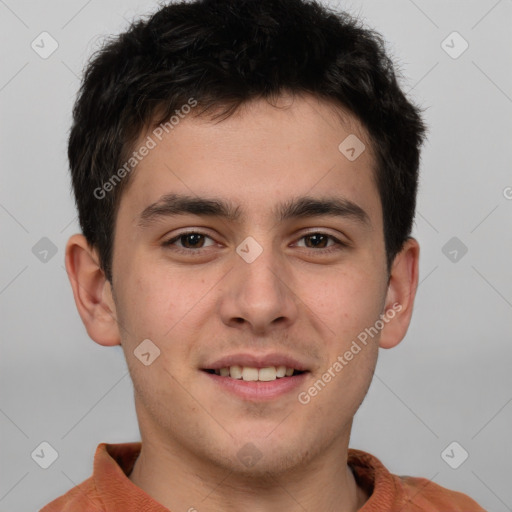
65, 0, 424, 478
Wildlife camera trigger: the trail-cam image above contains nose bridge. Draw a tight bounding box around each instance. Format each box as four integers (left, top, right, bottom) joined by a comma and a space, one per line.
241, 245, 281, 294
237, 234, 286, 302
221, 233, 297, 331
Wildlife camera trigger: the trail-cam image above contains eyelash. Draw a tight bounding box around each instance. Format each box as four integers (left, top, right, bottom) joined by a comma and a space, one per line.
162, 230, 348, 255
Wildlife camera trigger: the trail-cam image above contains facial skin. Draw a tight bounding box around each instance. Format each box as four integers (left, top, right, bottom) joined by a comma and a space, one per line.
65, 93, 419, 512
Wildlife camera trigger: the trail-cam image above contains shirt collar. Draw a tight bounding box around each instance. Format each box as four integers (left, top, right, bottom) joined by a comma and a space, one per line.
93, 442, 403, 511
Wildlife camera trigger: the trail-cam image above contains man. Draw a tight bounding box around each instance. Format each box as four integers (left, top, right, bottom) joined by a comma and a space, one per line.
42, 0, 486, 510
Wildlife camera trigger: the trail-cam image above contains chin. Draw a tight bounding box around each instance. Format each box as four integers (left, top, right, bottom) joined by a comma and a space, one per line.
204, 429, 317, 479
221, 447, 310, 481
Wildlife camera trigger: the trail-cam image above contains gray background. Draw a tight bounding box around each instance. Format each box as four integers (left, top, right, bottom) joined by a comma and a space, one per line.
1, 0, 511, 510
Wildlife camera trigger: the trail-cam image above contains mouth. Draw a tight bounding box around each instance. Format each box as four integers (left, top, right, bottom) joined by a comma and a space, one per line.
202, 365, 307, 381
200, 354, 310, 401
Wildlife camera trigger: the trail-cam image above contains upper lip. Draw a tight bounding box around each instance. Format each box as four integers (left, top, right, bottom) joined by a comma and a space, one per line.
202, 353, 310, 372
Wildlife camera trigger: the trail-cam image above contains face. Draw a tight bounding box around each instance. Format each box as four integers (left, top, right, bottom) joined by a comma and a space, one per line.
99, 94, 398, 475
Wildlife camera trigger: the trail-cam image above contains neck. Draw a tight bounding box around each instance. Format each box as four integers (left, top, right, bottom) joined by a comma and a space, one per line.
129, 435, 368, 512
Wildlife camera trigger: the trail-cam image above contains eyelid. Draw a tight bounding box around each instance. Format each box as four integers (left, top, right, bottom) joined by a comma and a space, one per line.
292, 232, 349, 252
162, 228, 350, 254
298, 227, 351, 243
162, 229, 217, 248
292, 226, 352, 249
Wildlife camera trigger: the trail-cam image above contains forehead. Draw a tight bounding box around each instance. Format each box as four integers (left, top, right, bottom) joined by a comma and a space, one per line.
117, 94, 381, 229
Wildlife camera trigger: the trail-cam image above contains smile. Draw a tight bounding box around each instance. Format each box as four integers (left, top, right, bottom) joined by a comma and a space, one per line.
203, 365, 305, 381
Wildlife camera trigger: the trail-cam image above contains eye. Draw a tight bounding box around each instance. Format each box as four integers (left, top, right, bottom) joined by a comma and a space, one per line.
162, 230, 349, 256
294, 232, 348, 252
162, 231, 216, 252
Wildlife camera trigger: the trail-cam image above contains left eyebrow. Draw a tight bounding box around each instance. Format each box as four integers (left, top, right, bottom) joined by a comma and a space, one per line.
276, 196, 371, 227
137, 193, 371, 229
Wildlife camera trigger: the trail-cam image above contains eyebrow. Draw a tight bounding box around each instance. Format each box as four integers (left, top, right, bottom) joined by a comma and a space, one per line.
137, 193, 371, 228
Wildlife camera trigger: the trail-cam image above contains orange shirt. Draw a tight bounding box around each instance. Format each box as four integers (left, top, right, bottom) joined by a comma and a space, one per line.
41, 443, 486, 511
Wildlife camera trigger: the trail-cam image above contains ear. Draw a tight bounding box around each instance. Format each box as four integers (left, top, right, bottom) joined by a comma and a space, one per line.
64, 233, 121, 346
379, 237, 420, 349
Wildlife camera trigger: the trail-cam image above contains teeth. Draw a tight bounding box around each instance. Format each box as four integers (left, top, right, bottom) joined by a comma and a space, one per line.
230, 365, 243, 379
242, 367, 259, 381
258, 367, 277, 381
214, 365, 299, 381
276, 365, 287, 378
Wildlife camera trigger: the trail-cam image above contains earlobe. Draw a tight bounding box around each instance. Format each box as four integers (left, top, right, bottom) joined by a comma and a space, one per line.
64, 233, 121, 347
379, 237, 420, 349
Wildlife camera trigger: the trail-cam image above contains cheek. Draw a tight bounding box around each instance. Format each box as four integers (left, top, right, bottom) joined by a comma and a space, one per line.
115, 264, 220, 381
116, 266, 199, 340
302, 264, 386, 345
117, 268, 204, 409
301, 270, 382, 416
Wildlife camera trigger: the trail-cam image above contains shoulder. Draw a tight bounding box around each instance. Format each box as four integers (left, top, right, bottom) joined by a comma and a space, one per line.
348, 449, 486, 512
39, 442, 142, 512
396, 474, 487, 511
40, 476, 105, 512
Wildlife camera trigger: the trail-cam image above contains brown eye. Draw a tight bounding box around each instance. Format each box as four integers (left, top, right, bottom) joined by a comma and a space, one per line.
178, 233, 206, 248
163, 231, 215, 251
303, 233, 329, 248
296, 233, 347, 251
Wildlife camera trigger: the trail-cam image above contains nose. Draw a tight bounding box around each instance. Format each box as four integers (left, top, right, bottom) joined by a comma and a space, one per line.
218, 239, 299, 335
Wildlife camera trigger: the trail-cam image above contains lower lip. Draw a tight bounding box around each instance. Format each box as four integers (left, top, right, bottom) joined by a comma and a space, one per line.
202, 371, 309, 401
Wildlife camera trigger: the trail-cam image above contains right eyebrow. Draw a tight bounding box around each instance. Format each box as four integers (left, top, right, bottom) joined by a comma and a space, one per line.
137, 194, 242, 228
